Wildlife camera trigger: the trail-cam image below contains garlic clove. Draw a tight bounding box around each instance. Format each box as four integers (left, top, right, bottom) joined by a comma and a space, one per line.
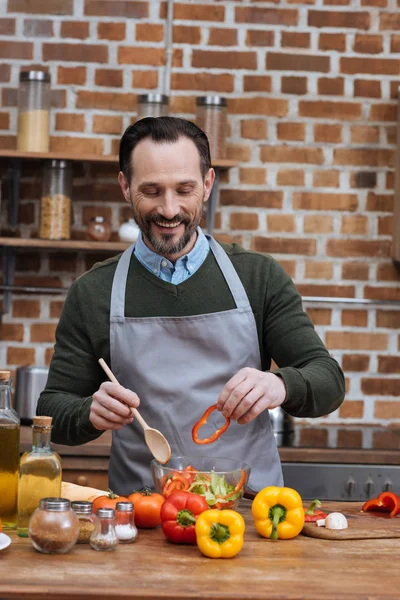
324, 512, 348, 530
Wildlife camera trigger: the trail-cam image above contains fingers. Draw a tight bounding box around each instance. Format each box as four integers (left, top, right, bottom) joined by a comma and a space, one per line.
90, 381, 140, 431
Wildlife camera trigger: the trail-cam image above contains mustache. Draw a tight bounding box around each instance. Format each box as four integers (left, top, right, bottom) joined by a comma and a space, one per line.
144, 213, 191, 225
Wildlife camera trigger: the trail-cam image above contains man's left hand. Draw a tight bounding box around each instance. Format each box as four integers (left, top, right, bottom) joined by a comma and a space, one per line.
216, 368, 286, 424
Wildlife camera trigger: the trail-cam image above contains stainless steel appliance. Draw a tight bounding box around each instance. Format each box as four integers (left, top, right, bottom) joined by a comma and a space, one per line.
15, 366, 48, 424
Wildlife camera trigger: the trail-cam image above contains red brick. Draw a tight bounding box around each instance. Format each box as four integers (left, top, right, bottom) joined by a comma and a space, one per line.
299, 283, 355, 298
61, 21, 89, 39
306, 308, 332, 325
369, 103, 397, 122
169, 96, 195, 114
85, 0, 148, 17
299, 100, 362, 120
267, 215, 296, 233
327, 239, 390, 257
314, 123, 342, 144
0, 112, 9, 129
319, 33, 346, 52
163, 2, 224, 21
48, 253, 77, 272
0, 64, 11, 82
12, 299, 41, 319
55, 113, 85, 132
77, 91, 136, 111
277, 170, 305, 186
0, 135, 16, 149
380, 13, 400, 30
354, 33, 383, 54
97, 22, 126, 41
341, 215, 369, 235
376, 310, 400, 328
342, 355, 370, 372
334, 148, 395, 167
132, 70, 158, 89
342, 262, 369, 280
365, 286, 400, 301
304, 215, 334, 233
364, 379, 400, 396
304, 261, 333, 279
23, 18, 52, 37
350, 171, 377, 188
43, 43, 108, 63
293, 192, 358, 211
254, 237, 316, 255
313, 171, 340, 188
378, 356, 400, 373
386, 125, 396, 144
341, 309, 368, 327
136, 23, 164, 42
7, 347, 35, 365
0, 41, 32, 59
278, 261, 296, 278
92, 115, 123, 134
230, 213, 259, 230
260, 146, 323, 164
374, 399, 400, 417
95, 68, 123, 88
236, 7, 298, 26
318, 77, 345, 96
377, 261, 400, 281
8, 0, 72, 14
173, 25, 201, 44
229, 98, 287, 117
391, 35, 400, 53
309, 10, 370, 29
171, 72, 233, 92
220, 190, 282, 209
267, 52, 329, 72
246, 30, 274, 47
366, 192, 394, 211
58, 66, 86, 85
341, 57, 400, 75
277, 122, 305, 141
281, 31, 310, 48
50, 136, 104, 155
338, 400, 364, 419
354, 79, 381, 98
30, 323, 56, 343
45, 348, 54, 366
49, 300, 64, 319
192, 50, 256, 70
239, 167, 266, 185
281, 76, 307, 95
226, 144, 252, 162
386, 171, 395, 189
0, 323, 24, 342
326, 332, 387, 350
243, 75, 272, 93
118, 46, 164, 66
208, 28, 237, 46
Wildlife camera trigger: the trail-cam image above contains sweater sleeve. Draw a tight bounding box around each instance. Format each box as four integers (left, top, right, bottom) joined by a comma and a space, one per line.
263, 259, 345, 418
36, 280, 105, 446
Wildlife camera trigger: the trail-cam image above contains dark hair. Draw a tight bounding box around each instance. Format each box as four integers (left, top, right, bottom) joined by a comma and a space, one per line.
119, 116, 211, 183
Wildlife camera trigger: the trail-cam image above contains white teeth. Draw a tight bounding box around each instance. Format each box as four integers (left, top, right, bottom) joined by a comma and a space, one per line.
155, 221, 180, 228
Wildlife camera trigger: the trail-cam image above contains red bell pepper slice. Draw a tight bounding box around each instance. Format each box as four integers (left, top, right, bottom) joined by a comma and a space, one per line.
362, 492, 400, 518
162, 473, 191, 497
192, 404, 230, 445
160, 490, 209, 544
303, 499, 328, 522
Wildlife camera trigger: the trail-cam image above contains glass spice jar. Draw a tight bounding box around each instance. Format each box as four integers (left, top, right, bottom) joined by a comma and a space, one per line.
28, 497, 79, 554
87, 216, 111, 242
90, 507, 118, 552
71, 501, 95, 544
115, 501, 138, 544
39, 160, 72, 240
195, 96, 228, 160
137, 93, 169, 120
17, 70, 51, 152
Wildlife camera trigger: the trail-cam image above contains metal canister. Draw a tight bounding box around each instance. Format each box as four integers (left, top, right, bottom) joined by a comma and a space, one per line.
137, 93, 169, 119
17, 70, 51, 152
196, 96, 227, 160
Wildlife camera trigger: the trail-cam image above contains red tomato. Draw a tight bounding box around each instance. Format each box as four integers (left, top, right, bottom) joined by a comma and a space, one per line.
92, 490, 129, 514
128, 490, 165, 528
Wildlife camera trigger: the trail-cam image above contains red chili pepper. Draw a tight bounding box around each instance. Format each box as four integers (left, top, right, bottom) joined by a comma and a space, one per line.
160, 491, 209, 544
303, 499, 328, 522
362, 492, 400, 518
192, 404, 230, 445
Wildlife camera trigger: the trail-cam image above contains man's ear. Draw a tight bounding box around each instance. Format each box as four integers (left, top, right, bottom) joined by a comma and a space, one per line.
118, 171, 131, 204
203, 168, 216, 204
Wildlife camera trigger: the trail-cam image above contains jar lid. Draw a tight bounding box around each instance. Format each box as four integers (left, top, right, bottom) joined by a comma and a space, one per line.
97, 508, 115, 519
116, 501, 134, 512
39, 498, 71, 511
20, 70, 51, 83
138, 93, 168, 105
196, 95, 227, 107
91, 216, 106, 223
45, 159, 71, 169
33, 416, 52, 427
0, 370, 11, 380
71, 501, 93, 514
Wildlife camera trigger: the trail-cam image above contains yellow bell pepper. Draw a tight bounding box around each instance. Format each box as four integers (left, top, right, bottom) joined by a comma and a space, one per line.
195, 509, 245, 558
252, 486, 304, 540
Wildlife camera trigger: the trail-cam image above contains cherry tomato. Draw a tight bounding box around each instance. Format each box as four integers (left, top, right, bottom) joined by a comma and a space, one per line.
128, 489, 165, 528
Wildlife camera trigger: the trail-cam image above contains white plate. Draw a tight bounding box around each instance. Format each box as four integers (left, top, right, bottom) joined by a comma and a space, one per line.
0, 532, 11, 551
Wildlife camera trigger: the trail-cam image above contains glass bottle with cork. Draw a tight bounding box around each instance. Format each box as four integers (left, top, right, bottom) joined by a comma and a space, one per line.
0, 370, 20, 529
16, 416, 62, 537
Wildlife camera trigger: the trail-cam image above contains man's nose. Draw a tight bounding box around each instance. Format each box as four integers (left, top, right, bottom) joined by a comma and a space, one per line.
157, 191, 180, 220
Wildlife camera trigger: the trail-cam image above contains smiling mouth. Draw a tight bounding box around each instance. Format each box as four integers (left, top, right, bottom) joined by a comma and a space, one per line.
153, 220, 182, 229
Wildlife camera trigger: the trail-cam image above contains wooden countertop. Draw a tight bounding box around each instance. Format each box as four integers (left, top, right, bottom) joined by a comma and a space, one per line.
1, 501, 399, 600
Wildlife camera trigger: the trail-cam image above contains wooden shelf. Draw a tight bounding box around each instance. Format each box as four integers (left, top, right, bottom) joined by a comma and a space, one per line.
0, 149, 238, 169
0, 237, 130, 252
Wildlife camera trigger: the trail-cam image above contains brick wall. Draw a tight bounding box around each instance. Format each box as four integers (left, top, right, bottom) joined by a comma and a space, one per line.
1, 0, 400, 430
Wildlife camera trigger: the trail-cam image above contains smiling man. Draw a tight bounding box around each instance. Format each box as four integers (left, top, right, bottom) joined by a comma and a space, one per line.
38, 117, 345, 494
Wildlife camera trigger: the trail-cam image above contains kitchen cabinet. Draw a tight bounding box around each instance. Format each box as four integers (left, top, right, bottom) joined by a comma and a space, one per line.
1, 500, 399, 600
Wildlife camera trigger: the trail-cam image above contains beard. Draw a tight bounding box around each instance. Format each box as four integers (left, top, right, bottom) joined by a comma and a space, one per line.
130, 197, 205, 257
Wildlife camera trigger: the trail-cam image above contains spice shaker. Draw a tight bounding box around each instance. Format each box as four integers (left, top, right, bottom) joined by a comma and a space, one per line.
17, 70, 51, 152
71, 501, 95, 544
115, 501, 138, 544
40, 159, 72, 240
90, 507, 118, 551
195, 96, 227, 160
137, 93, 169, 120
87, 216, 111, 242
28, 497, 79, 554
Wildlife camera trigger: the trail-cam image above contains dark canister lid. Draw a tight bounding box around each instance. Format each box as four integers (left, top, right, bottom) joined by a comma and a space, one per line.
39, 497, 71, 511
71, 501, 93, 514
138, 93, 169, 105
90, 216, 106, 223
196, 96, 227, 107
20, 70, 51, 83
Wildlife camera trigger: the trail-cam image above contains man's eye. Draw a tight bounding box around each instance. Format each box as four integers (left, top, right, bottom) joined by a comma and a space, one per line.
143, 189, 158, 196
178, 188, 192, 195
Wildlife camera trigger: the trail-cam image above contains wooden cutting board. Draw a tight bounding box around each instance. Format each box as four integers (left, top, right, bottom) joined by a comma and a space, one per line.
301, 501, 400, 540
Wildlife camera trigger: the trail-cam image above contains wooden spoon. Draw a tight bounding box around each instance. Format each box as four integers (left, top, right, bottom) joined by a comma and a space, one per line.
98, 358, 171, 464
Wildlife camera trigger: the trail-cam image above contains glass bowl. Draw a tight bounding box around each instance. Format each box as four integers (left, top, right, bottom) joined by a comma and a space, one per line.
151, 456, 251, 510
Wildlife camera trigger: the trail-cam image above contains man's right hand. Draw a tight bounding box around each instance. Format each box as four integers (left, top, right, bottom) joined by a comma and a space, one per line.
90, 382, 140, 431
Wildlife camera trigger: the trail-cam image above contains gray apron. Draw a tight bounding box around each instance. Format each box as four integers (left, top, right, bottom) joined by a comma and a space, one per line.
108, 235, 283, 494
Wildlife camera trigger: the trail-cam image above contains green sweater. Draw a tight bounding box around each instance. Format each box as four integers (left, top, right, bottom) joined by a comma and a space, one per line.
37, 241, 345, 446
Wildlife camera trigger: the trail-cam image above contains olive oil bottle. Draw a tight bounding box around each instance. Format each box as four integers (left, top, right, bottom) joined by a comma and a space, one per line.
0, 370, 20, 529
17, 415, 62, 537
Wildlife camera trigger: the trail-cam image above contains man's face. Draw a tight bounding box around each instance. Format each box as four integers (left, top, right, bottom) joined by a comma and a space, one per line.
118, 137, 215, 262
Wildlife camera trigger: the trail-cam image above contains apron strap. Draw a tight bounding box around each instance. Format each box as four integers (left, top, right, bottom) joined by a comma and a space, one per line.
110, 243, 135, 319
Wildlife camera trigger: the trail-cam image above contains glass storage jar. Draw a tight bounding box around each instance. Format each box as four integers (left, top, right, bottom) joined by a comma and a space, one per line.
137, 93, 169, 120
28, 497, 79, 554
17, 70, 51, 152
195, 96, 227, 160
87, 216, 111, 242
71, 501, 95, 544
39, 159, 72, 240
115, 501, 138, 544
90, 507, 118, 552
